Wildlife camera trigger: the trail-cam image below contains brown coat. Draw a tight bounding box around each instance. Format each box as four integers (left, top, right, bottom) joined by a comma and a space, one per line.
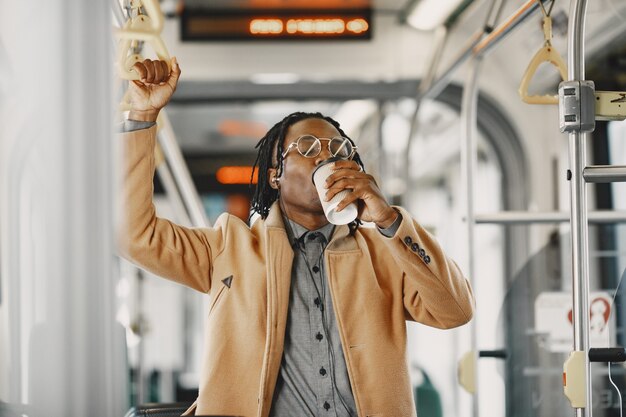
118, 126, 475, 417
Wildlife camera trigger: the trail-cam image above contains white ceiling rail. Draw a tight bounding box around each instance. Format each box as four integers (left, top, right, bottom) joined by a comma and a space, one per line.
418, 0, 551, 102
583, 165, 626, 183
474, 211, 626, 224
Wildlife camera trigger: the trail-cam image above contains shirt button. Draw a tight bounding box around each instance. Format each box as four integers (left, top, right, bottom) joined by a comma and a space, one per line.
312, 265, 320, 273
323, 401, 331, 411
316, 332, 324, 341
314, 297, 321, 306
308, 233, 317, 240
319, 367, 327, 376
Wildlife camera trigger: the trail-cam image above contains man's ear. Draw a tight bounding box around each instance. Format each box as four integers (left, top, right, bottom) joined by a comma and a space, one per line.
267, 167, 280, 190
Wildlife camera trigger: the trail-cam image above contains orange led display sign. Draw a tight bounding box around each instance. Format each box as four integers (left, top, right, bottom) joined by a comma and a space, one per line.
182, 9, 372, 41
216, 166, 258, 185
249, 18, 369, 36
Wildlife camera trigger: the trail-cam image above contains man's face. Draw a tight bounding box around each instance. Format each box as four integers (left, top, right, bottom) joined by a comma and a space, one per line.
275, 118, 342, 216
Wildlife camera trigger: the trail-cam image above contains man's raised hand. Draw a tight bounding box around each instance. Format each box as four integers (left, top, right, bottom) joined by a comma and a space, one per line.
128, 57, 181, 122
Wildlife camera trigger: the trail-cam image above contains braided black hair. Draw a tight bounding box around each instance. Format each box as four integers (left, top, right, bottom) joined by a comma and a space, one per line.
250, 111, 364, 221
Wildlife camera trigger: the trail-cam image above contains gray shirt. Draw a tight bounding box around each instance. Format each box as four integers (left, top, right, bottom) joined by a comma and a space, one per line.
270, 216, 401, 417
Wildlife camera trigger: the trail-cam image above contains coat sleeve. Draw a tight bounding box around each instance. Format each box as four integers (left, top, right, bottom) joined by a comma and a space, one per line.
379, 206, 475, 329
116, 125, 226, 293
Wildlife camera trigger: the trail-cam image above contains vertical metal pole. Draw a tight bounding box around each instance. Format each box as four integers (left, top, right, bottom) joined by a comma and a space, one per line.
407, 25, 449, 149
461, 56, 483, 417
156, 163, 193, 226
567, 0, 592, 415
158, 113, 209, 228
403, 26, 449, 208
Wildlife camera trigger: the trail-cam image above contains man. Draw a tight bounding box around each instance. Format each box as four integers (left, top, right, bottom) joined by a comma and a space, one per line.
118, 57, 474, 417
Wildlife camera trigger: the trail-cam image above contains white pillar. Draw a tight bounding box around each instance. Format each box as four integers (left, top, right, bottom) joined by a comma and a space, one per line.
0, 1, 126, 416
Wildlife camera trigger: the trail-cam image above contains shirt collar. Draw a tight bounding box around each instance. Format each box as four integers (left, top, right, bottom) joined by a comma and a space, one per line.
283, 216, 335, 246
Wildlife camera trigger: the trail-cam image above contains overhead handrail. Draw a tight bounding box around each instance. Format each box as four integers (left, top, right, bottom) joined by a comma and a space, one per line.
518, 1, 567, 104
474, 210, 626, 224
417, 0, 551, 102
583, 165, 626, 183
595, 91, 626, 121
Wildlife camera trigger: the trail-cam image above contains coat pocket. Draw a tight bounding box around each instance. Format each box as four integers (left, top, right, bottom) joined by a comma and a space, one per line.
208, 277, 231, 316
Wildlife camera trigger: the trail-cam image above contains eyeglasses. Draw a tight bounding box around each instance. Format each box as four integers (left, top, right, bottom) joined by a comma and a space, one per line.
281, 134, 357, 160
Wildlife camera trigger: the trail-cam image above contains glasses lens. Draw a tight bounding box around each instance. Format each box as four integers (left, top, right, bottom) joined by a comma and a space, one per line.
329, 137, 353, 158
297, 135, 321, 157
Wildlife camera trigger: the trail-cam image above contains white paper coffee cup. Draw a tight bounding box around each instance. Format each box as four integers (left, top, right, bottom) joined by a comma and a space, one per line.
312, 158, 358, 225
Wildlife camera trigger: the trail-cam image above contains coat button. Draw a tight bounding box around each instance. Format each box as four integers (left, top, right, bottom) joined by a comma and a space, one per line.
424, 255, 431, 264
404, 236, 412, 245
316, 332, 324, 341
319, 367, 327, 376
411, 243, 419, 252
312, 265, 320, 273
323, 401, 331, 411
419, 249, 426, 257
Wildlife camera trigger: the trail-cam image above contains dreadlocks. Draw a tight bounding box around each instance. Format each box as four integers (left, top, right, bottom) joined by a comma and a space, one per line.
250, 111, 364, 220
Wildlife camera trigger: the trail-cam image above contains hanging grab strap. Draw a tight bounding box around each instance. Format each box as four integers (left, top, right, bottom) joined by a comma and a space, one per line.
115, 0, 170, 81
518, 1, 567, 105
115, 0, 170, 111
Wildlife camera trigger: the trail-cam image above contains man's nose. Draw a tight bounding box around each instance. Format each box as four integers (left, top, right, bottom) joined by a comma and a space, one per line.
315, 146, 333, 165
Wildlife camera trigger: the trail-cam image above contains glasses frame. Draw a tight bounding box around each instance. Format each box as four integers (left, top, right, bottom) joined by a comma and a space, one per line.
281, 134, 358, 160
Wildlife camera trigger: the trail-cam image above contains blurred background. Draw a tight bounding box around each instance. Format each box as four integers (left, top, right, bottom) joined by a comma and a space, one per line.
1, 0, 626, 416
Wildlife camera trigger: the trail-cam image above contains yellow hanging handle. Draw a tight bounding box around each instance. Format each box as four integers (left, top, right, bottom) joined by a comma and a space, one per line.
115, 0, 170, 81
518, 15, 568, 105
457, 350, 477, 394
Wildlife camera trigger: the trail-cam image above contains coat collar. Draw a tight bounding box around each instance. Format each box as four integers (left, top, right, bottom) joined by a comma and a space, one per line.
264, 201, 358, 252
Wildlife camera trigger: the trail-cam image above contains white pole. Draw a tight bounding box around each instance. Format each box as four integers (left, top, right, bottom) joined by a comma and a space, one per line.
566, 0, 592, 415
460, 56, 483, 417
0, 1, 126, 415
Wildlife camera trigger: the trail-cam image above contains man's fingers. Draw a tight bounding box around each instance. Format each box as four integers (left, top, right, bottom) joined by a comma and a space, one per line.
159, 60, 169, 83
325, 178, 366, 201
166, 57, 181, 91
153, 60, 169, 83
332, 160, 361, 171
335, 192, 361, 212
153, 60, 164, 82
132, 62, 147, 80
130, 80, 147, 91
325, 169, 369, 188
143, 59, 155, 83
131, 59, 175, 85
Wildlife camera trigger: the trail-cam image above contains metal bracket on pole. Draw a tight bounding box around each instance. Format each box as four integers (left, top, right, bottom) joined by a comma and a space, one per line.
563, 351, 587, 408
458, 351, 477, 394
558, 80, 596, 133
